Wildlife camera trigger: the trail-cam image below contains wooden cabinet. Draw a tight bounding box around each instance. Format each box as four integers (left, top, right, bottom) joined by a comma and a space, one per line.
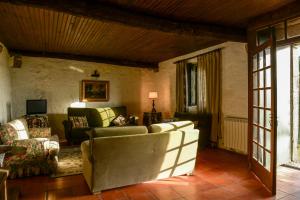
143, 112, 162, 126
174, 112, 211, 150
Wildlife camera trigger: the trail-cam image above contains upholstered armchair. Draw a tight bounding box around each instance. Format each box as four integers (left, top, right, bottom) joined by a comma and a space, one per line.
0, 117, 60, 178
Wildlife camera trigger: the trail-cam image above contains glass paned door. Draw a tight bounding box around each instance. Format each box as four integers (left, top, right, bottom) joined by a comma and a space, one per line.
250, 29, 276, 195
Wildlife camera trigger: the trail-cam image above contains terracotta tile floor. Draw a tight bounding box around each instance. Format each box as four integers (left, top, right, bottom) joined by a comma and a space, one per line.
7, 148, 300, 200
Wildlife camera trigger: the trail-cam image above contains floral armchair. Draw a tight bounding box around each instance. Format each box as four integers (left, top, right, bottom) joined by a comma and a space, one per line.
0, 116, 60, 179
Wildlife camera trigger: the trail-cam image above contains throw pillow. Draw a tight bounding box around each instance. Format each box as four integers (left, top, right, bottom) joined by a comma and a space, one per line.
111, 115, 127, 126
69, 116, 89, 128
25, 115, 49, 128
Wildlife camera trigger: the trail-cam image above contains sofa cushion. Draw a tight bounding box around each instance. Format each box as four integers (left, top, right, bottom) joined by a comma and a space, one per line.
69, 116, 89, 128
149, 121, 194, 133
25, 115, 49, 128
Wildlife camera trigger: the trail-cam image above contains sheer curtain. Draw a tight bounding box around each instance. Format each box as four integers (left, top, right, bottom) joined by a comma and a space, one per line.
176, 60, 187, 112
197, 50, 221, 143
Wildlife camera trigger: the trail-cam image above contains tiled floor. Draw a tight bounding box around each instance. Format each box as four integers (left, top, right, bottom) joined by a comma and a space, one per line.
7, 148, 300, 200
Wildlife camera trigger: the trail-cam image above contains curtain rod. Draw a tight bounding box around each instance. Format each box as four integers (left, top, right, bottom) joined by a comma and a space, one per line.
173, 48, 223, 64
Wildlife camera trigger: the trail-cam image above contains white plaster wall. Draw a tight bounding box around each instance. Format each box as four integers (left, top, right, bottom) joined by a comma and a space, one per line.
152, 42, 248, 119
11, 57, 145, 118
140, 65, 176, 119
221, 42, 248, 118
0, 42, 12, 124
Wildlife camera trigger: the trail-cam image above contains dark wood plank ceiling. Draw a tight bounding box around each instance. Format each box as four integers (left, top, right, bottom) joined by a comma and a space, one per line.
0, 0, 296, 68
104, 0, 296, 27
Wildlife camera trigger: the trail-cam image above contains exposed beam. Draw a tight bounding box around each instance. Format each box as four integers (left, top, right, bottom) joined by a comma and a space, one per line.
248, 1, 300, 30
10, 49, 158, 69
0, 0, 246, 42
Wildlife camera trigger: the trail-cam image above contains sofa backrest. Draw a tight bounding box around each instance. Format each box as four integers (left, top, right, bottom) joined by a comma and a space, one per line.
0, 118, 29, 145
8, 118, 30, 140
149, 121, 194, 133
82, 128, 199, 192
68, 106, 127, 128
92, 126, 148, 138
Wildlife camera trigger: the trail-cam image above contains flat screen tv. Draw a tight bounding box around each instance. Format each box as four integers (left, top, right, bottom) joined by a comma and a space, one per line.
26, 99, 47, 115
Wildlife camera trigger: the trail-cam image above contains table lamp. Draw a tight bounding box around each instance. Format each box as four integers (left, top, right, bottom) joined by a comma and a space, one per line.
149, 92, 158, 113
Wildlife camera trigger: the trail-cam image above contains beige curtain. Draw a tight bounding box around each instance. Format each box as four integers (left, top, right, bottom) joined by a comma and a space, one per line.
176, 60, 187, 112
197, 50, 221, 143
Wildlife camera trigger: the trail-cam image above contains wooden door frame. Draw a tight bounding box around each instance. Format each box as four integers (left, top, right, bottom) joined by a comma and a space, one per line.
247, 28, 277, 195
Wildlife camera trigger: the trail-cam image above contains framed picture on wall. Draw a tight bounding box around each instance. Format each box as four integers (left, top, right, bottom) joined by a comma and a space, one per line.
81, 80, 109, 102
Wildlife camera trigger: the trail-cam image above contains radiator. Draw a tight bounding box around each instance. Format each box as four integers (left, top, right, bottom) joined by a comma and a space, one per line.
221, 116, 248, 155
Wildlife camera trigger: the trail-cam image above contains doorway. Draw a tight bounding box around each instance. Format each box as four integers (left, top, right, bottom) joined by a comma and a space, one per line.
276, 44, 300, 168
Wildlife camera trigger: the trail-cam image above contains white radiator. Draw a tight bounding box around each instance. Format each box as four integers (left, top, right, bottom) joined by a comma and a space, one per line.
221, 116, 248, 155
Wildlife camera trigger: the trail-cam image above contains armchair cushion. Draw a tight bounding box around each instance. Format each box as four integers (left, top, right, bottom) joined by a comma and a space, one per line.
29, 127, 51, 138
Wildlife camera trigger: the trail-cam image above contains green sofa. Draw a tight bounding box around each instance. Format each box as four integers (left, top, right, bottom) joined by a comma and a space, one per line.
63, 106, 137, 144
81, 121, 199, 193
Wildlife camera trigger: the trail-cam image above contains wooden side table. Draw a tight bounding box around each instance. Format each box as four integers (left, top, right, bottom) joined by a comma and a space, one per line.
143, 112, 162, 127
0, 169, 8, 200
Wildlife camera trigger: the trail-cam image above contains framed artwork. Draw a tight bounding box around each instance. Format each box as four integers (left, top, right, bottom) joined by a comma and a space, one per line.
81, 80, 109, 102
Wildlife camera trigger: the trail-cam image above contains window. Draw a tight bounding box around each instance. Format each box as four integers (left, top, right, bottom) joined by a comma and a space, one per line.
256, 28, 272, 45
187, 62, 197, 106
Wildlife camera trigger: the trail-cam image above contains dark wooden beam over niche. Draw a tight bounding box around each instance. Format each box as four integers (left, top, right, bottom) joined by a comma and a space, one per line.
10, 49, 158, 69
0, 0, 246, 42
248, 1, 300, 30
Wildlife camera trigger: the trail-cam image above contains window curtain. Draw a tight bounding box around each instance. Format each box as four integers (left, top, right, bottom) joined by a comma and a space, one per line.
176, 60, 187, 112
197, 50, 221, 143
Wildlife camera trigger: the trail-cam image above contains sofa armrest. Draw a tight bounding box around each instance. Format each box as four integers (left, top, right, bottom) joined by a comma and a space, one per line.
81, 140, 92, 162
12, 139, 48, 157
62, 120, 72, 141
29, 127, 51, 138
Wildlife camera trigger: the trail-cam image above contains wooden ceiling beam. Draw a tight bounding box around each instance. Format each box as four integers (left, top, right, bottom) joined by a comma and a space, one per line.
248, 1, 300, 30
0, 0, 246, 42
10, 49, 158, 69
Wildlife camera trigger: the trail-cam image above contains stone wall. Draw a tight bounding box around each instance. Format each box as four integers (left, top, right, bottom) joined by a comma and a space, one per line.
0, 42, 12, 124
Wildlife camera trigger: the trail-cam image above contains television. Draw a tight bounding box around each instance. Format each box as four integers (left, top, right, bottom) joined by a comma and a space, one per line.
26, 99, 47, 115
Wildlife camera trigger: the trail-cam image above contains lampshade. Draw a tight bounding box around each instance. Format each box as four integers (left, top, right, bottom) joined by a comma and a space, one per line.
148, 92, 158, 99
